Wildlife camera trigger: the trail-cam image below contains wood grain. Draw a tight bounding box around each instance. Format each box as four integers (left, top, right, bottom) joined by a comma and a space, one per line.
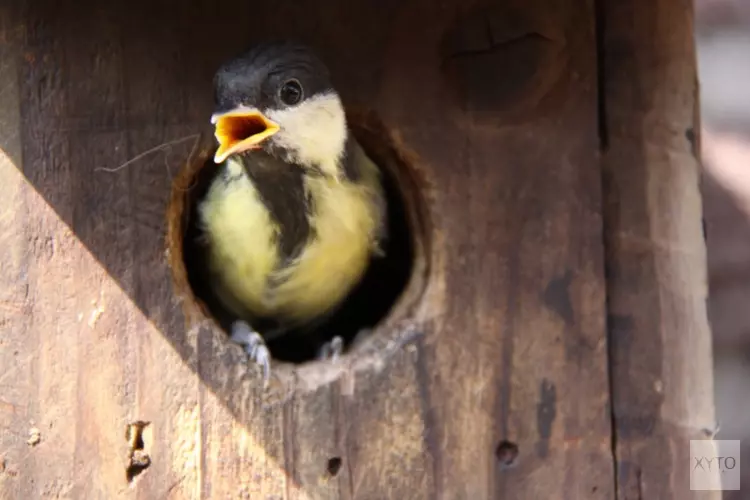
600, 0, 720, 498
0, 0, 712, 498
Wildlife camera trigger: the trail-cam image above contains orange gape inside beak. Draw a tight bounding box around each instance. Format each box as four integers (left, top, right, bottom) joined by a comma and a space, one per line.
212, 108, 280, 163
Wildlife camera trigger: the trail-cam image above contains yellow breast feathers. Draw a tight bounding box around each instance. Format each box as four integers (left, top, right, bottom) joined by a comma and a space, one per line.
198, 155, 383, 325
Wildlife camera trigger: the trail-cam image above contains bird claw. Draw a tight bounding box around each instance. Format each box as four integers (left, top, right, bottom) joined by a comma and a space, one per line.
317, 335, 344, 362
230, 321, 271, 387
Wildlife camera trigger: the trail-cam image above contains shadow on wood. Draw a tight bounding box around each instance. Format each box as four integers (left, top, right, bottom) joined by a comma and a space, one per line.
3, 0, 607, 497
0, 0, 716, 498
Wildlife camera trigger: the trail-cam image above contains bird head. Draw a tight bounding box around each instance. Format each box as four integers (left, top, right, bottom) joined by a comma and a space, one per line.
210, 41, 347, 178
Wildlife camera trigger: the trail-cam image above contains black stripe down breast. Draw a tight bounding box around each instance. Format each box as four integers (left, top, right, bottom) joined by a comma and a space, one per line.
233, 151, 314, 265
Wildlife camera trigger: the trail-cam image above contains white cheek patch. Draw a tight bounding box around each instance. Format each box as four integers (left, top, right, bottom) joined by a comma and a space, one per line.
265, 92, 347, 177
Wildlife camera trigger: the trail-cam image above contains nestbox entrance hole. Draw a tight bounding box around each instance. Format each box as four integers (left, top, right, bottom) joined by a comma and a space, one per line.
167, 112, 431, 365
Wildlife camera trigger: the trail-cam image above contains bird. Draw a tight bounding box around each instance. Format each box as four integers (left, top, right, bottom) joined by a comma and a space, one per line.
196, 41, 387, 385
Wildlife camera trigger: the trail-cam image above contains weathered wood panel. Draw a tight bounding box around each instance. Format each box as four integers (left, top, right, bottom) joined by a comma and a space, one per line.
600, 0, 720, 498
0, 0, 712, 498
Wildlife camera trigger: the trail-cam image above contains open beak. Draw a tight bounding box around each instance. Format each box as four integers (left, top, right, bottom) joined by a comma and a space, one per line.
211, 107, 280, 163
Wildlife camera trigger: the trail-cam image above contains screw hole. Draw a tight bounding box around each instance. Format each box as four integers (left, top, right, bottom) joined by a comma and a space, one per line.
327, 456, 343, 477
495, 440, 519, 469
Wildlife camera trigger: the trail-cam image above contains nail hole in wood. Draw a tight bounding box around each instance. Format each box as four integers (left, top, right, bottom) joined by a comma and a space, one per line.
327, 456, 343, 477
125, 421, 152, 483
167, 111, 432, 366
495, 440, 519, 469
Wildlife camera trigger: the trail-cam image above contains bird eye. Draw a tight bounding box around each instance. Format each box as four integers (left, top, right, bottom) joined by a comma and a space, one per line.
279, 79, 303, 106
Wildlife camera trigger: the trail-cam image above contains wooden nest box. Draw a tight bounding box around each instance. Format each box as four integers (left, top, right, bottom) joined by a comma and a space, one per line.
0, 0, 718, 498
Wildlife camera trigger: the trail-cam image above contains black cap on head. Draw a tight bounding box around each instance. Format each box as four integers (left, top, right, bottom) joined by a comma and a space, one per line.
213, 41, 335, 115
211, 41, 349, 172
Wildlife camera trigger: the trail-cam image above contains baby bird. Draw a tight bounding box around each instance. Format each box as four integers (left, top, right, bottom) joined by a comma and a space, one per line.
197, 41, 387, 384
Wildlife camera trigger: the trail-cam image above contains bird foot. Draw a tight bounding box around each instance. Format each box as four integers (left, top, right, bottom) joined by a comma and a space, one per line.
317, 335, 344, 362
230, 321, 271, 387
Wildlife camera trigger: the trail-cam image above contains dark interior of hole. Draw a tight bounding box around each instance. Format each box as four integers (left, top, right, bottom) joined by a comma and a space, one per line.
326, 457, 343, 476
133, 432, 144, 451
126, 458, 150, 483
495, 440, 520, 468
182, 130, 416, 363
